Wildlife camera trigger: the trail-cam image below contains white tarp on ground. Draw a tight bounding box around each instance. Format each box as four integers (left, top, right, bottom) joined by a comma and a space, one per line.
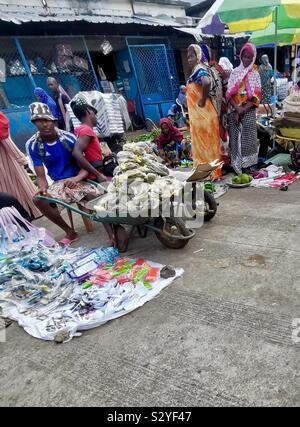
0, 245, 183, 343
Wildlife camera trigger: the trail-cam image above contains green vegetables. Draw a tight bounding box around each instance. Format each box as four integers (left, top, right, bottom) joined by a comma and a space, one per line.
128, 129, 161, 143
232, 174, 253, 185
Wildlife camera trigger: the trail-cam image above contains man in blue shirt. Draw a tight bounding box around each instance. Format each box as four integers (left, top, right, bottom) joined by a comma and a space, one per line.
26, 102, 100, 246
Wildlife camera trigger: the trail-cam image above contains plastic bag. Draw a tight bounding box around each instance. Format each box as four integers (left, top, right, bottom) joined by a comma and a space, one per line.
56, 44, 73, 57
123, 143, 148, 156
117, 151, 138, 164
135, 141, 154, 154
73, 56, 89, 71
120, 162, 140, 173
113, 169, 147, 188
0, 207, 55, 252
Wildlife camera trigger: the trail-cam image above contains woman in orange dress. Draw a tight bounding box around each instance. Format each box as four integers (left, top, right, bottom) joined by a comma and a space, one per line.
186, 44, 221, 179
0, 112, 41, 219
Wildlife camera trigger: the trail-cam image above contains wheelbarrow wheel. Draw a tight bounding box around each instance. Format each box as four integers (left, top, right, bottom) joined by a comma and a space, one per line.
154, 217, 190, 249
204, 191, 217, 222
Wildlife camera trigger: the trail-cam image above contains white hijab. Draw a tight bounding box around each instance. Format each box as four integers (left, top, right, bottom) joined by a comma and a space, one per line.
219, 57, 233, 72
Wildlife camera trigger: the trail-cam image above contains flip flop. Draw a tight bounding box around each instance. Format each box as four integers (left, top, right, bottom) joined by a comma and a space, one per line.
59, 236, 79, 247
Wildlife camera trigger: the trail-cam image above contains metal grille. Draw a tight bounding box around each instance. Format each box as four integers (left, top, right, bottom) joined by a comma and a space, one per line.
18, 36, 97, 99
167, 48, 180, 100
130, 45, 173, 102
0, 38, 35, 109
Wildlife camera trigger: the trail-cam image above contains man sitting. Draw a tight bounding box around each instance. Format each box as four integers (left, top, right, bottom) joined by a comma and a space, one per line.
26, 102, 100, 246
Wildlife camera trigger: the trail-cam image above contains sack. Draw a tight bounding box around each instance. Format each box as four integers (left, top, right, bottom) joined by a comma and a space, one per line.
283, 87, 300, 115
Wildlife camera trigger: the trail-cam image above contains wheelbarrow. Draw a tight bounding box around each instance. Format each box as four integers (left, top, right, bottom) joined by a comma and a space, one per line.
36, 182, 196, 252
36, 162, 222, 251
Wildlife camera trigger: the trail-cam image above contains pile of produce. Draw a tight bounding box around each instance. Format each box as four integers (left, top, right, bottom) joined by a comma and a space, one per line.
232, 174, 253, 185
94, 141, 185, 217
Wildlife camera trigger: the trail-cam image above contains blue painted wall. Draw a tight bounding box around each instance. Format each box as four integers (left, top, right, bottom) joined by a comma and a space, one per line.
114, 49, 144, 119
2, 74, 84, 151
5, 108, 36, 152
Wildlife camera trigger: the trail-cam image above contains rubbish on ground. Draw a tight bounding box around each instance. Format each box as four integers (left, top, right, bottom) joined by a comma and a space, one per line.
160, 266, 176, 279
242, 255, 266, 267
212, 259, 230, 269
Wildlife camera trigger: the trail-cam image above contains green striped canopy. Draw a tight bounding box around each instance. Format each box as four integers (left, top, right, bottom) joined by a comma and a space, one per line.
200, 0, 300, 33
250, 23, 300, 45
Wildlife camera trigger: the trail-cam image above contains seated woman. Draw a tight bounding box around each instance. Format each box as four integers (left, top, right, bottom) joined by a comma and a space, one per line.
70, 99, 109, 182
156, 118, 191, 167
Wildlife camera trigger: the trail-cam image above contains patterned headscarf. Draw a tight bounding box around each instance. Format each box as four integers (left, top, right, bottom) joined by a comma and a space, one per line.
70, 95, 97, 121
226, 43, 261, 101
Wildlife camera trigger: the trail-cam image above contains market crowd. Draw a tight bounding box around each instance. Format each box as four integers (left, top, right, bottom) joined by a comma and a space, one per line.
1, 43, 299, 247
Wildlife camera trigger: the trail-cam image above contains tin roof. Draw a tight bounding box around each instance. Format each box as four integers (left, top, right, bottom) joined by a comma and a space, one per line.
0, 2, 184, 26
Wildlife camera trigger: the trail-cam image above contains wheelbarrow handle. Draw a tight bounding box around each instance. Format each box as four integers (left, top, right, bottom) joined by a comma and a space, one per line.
35, 195, 95, 220
86, 179, 108, 194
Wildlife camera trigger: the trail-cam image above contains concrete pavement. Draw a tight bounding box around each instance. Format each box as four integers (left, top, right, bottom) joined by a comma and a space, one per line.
0, 185, 299, 407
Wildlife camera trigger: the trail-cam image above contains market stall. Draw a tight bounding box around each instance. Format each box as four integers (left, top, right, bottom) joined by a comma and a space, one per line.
0, 207, 183, 343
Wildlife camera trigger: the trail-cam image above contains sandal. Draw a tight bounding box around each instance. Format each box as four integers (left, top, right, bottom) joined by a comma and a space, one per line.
59, 236, 79, 247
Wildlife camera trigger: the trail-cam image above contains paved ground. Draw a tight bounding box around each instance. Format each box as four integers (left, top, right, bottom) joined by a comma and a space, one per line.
1, 184, 300, 407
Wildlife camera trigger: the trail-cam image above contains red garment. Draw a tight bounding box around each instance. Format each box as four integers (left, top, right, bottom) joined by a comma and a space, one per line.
156, 118, 183, 150
75, 124, 103, 179
0, 112, 9, 140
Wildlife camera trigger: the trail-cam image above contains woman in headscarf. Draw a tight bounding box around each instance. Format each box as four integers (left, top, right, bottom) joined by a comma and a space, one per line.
34, 87, 59, 120
156, 118, 191, 167
0, 112, 41, 219
259, 54, 273, 105
226, 43, 262, 175
219, 58, 234, 77
186, 44, 222, 179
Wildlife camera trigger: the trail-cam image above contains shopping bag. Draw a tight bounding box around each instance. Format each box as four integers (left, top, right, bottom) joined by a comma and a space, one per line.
0, 207, 55, 249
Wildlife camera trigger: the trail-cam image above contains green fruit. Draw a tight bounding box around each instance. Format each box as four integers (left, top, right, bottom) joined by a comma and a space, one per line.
233, 176, 242, 184
240, 174, 250, 184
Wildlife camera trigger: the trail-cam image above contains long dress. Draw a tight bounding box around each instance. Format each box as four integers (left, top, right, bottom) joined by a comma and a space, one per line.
227, 78, 261, 174
0, 113, 41, 218
259, 65, 273, 105
187, 68, 221, 179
